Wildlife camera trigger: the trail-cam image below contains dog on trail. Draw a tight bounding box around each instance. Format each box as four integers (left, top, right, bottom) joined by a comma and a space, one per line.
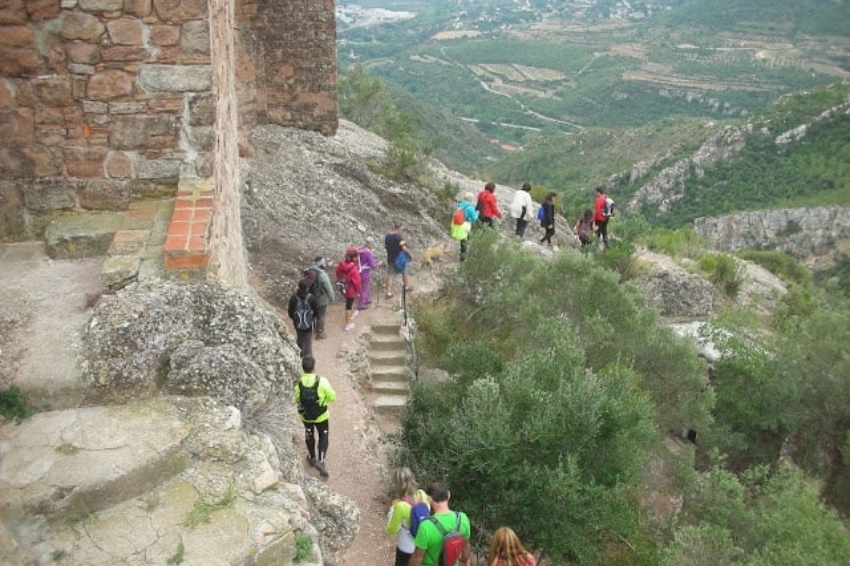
420, 242, 451, 268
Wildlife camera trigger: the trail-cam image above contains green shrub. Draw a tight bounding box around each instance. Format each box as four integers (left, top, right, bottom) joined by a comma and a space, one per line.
698, 253, 743, 298
0, 386, 35, 422
295, 533, 312, 563
645, 228, 707, 259
738, 250, 812, 287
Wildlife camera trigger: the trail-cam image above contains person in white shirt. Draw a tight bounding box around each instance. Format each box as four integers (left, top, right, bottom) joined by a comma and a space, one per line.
510, 182, 534, 238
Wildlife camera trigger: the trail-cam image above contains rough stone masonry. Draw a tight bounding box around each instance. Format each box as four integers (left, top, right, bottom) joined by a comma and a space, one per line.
0, 0, 338, 263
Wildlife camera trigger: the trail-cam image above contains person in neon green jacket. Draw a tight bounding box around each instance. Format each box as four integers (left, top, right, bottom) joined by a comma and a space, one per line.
386, 467, 430, 566
293, 355, 336, 477
451, 192, 479, 262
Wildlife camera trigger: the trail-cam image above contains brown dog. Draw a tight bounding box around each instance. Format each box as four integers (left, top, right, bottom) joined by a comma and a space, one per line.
420, 242, 451, 268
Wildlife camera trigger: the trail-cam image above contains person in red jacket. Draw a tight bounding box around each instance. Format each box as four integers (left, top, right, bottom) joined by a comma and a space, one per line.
476, 181, 502, 228
593, 187, 610, 250
335, 247, 362, 331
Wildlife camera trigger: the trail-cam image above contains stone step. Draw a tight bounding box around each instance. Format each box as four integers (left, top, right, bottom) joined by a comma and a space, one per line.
370, 334, 407, 352
45, 212, 124, 260
371, 379, 409, 395
374, 395, 407, 414
371, 366, 408, 382
370, 350, 408, 366
0, 403, 191, 523
371, 322, 402, 335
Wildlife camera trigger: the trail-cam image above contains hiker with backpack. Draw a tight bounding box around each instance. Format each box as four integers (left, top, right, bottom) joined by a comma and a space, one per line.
386, 467, 431, 566
384, 223, 413, 300
293, 355, 336, 478
357, 237, 382, 311
538, 191, 557, 246
304, 256, 335, 340
593, 186, 614, 250
409, 481, 471, 566
510, 182, 534, 239
287, 278, 318, 358
451, 192, 479, 262
336, 246, 362, 332
488, 526, 537, 566
574, 208, 595, 249
476, 181, 501, 228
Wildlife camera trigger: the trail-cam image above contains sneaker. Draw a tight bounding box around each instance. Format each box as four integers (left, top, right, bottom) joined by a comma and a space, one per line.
307, 456, 316, 466
344, 323, 355, 331
317, 332, 328, 340
314, 460, 329, 478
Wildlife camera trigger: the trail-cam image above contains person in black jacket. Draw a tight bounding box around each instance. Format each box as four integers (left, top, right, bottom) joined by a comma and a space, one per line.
539, 191, 557, 246
288, 278, 318, 358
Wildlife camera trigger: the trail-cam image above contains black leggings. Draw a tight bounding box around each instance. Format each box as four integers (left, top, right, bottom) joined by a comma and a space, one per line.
304, 419, 329, 462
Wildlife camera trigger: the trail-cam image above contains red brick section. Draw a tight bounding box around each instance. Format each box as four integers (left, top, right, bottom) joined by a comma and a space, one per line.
164, 183, 212, 271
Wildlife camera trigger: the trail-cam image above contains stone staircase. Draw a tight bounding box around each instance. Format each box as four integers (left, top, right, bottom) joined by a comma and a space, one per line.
366, 313, 413, 425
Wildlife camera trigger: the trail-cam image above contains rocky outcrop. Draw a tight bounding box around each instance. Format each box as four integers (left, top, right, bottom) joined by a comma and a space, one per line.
633, 252, 715, 319
0, 396, 357, 566
82, 279, 301, 411
694, 206, 850, 270
626, 124, 752, 213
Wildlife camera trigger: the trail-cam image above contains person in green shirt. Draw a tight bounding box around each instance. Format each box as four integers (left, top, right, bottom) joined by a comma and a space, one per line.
409, 482, 471, 566
293, 355, 336, 477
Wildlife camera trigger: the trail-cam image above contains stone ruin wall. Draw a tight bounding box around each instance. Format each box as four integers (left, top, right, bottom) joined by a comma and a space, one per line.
0, 0, 338, 250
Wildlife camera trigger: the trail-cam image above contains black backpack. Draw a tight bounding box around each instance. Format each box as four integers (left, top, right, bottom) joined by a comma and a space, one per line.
298, 376, 325, 420
303, 268, 325, 298
293, 294, 314, 331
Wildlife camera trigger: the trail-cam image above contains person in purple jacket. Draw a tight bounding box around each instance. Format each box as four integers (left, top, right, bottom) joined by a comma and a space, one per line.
357, 237, 382, 310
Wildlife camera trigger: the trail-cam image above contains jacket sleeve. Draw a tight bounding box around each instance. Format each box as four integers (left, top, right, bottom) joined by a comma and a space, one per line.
287, 295, 296, 319
319, 379, 337, 404
464, 203, 478, 222
386, 500, 406, 535
319, 271, 334, 297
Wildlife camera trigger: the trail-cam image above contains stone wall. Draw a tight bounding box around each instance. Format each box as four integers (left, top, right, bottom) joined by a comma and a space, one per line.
694, 205, 850, 270
0, 0, 338, 244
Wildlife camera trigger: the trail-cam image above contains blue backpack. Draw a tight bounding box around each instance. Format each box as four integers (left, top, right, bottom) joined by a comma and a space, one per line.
403, 496, 431, 537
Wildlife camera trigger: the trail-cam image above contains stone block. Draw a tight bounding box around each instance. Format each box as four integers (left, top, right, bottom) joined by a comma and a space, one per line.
44, 211, 124, 259
68, 63, 96, 75
104, 150, 134, 178
181, 19, 210, 55
150, 24, 180, 46
136, 158, 181, 179
87, 69, 133, 100
60, 11, 106, 41
154, 0, 207, 22
0, 1, 27, 25
66, 42, 100, 64
31, 77, 74, 106
23, 178, 75, 211
187, 92, 214, 126
0, 25, 33, 47
107, 229, 149, 256
125, 0, 153, 18
109, 101, 148, 114
0, 180, 27, 242
101, 254, 141, 289
138, 64, 212, 93
64, 146, 107, 178
0, 108, 34, 146
26, 0, 60, 20
79, 0, 124, 11
100, 45, 149, 62
110, 115, 177, 149
78, 178, 131, 210
107, 18, 144, 45
0, 47, 40, 75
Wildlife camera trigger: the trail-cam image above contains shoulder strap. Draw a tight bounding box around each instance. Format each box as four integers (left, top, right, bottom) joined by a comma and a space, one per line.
430, 511, 460, 535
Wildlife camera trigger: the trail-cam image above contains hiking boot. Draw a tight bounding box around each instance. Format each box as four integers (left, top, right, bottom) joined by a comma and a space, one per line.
316, 332, 328, 340
307, 456, 316, 466
314, 460, 329, 478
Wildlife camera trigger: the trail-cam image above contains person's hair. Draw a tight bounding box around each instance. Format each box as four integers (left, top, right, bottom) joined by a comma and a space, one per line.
485, 181, 496, 192
545, 191, 556, 202
595, 186, 604, 195
393, 467, 418, 498
521, 182, 532, 192
297, 278, 311, 293
393, 222, 403, 230
302, 355, 316, 373
489, 527, 532, 566
365, 236, 374, 246
583, 208, 593, 221
425, 481, 449, 502
463, 191, 475, 202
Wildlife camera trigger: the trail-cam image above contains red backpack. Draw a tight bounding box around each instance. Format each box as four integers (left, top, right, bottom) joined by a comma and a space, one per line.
452, 207, 465, 225
431, 512, 465, 566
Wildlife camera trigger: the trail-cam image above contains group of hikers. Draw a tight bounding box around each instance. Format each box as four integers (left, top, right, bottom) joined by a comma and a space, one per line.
387, 467, 537, 566
450, 182, 615, 262
289, 224, 414, 478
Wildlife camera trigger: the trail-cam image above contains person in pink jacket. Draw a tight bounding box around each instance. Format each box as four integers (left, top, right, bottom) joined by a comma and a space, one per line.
336, 246, 362, 331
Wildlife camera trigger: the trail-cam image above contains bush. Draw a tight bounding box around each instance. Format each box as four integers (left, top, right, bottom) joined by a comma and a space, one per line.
698, 253, 743, 298
0, 386, 34, 422
738, 250, 812, 288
